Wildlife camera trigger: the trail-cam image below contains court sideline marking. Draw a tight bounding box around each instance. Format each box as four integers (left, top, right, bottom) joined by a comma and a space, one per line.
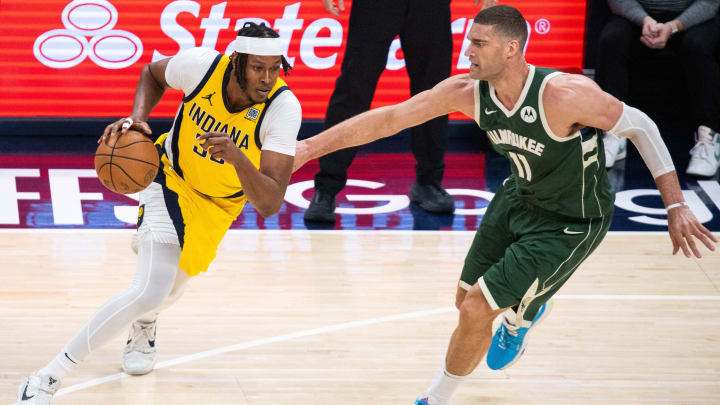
56, 293, 720, 397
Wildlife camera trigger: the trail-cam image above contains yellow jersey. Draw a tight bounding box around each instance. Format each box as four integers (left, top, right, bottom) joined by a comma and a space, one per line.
163, 54, 290, 198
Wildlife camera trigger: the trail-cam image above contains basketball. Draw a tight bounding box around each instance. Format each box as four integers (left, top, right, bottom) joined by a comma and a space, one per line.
94, 130, 159, 194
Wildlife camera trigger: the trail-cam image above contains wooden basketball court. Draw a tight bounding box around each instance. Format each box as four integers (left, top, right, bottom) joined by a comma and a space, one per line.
1, 229, 718, 404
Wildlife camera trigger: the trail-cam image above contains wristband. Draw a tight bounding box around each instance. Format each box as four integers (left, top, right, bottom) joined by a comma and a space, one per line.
666, 201, 687, 211
668, 21, 679, 35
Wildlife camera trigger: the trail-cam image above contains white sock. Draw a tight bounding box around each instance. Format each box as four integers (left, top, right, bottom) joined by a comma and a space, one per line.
39, 347, 78, 379
424, 367, 466, 404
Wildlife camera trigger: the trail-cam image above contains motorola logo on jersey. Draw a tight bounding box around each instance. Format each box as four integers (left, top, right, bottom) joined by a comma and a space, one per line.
520, 106, 537, 123
33, 0, 143, 69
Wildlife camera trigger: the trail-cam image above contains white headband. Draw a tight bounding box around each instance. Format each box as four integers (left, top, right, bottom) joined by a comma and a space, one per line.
234, 36, 284, 56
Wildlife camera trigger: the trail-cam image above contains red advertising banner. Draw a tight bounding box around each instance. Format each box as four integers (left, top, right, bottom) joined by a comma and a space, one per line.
0, 0, 586, 120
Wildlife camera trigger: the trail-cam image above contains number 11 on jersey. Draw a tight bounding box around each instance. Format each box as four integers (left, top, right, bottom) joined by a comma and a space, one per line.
508, 151, 532, 181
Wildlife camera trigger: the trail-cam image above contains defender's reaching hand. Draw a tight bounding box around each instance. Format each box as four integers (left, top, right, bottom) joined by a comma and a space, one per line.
292, 139, 311, 173
667, 206, 717, 258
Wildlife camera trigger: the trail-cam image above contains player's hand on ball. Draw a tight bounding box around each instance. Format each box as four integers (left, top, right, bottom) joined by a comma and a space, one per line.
197, 132, 241, 164
100, 117, 152, 145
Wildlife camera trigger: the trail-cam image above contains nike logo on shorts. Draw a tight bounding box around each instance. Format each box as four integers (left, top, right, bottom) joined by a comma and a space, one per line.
563, 227, 584, 235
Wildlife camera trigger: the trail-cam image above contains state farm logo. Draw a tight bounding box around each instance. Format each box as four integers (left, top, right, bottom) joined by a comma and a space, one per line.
33, 0, 143, 69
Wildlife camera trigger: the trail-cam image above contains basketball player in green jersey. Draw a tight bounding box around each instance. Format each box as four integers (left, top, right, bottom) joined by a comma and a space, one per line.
293, 5, 717, 405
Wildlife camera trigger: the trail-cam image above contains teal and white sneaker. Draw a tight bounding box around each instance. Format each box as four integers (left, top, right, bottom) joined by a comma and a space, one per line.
414, 393, 441, 405
486, 300, 553, 370
604, 131, 627, 168
686, 125, 720, 177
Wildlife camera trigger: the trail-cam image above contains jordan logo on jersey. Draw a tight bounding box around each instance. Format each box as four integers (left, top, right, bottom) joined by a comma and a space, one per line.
202, 92, 215, 106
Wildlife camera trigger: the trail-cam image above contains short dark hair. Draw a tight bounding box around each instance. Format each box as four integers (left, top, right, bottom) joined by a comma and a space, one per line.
234, 22, 292, 91
474, 5, 527, 50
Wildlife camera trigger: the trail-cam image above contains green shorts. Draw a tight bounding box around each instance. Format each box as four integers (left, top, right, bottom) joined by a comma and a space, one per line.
460, 179, 613, 324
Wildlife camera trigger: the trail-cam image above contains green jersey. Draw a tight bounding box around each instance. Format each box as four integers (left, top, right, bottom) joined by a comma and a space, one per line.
474, 65, 615, 219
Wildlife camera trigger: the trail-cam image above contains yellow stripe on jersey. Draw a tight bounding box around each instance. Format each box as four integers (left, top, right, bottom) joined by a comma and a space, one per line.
164, 54, 289, 198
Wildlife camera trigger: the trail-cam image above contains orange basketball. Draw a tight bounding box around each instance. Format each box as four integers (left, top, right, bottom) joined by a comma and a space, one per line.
95, 130, 159, 194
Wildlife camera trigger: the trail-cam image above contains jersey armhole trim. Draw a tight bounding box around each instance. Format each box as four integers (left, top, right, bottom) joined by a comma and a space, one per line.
255, 86, 290, 149
538, 72, 579, 143
169, 104, 185, 179
182, 54, 223, 103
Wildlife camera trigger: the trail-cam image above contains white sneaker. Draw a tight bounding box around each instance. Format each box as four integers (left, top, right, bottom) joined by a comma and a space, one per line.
15, 372, 60, 405
604, 131, 627, 168
686, 125, 720, 177
122, 320, 157, 375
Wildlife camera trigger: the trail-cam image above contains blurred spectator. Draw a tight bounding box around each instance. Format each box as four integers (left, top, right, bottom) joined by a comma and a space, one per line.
595, 0, 720, 177
303, 0, 459, 223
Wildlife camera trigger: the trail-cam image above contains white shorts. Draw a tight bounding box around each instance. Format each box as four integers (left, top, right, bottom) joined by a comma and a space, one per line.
132, 182, 180, 253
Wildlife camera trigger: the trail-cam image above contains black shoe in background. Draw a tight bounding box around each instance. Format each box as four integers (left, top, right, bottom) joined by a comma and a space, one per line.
409, 181, 455, 214
304, 190, 337, 222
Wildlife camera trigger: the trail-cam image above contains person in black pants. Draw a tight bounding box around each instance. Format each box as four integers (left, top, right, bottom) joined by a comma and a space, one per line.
304, 0, 456, 222
595, 0, 720, 177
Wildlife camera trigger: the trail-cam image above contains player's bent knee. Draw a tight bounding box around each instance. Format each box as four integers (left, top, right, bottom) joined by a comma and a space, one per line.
129, 289, 170, 315
458, 290, 495, 328
155, 275, 189, 312
455, 286, 469, 310
126, 271, 177, 314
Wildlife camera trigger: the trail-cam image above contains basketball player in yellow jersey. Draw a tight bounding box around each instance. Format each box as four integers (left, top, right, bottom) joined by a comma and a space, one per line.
15, 22, 301, 404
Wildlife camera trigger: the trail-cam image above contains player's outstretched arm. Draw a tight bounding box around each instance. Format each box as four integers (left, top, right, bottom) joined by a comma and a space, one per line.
293, 74, 474, 172
100, 58, 171, 143
545, 74, 717, 258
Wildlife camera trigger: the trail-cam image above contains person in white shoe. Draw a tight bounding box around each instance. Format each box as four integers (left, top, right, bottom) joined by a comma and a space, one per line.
603, 130, 627, 168
15, 22, 301, 404
686, 125, 720, 177
594, 0, 720, 171
292, 6, 718, 405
